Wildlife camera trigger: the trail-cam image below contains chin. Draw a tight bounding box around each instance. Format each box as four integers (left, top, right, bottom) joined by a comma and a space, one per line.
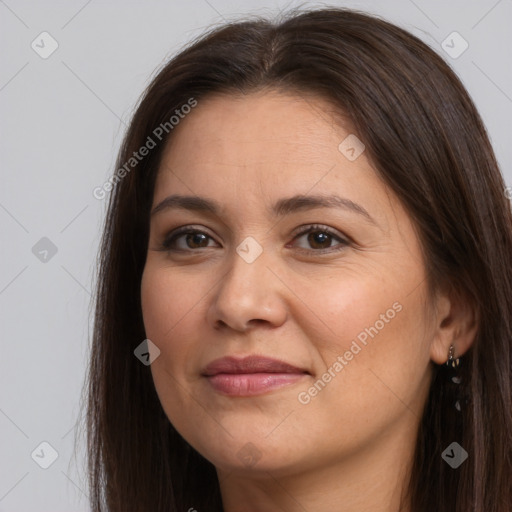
202, 442, 297, 475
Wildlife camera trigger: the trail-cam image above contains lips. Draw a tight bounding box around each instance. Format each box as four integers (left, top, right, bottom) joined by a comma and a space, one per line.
203, 355, 307, 376
202, 355, 309, 396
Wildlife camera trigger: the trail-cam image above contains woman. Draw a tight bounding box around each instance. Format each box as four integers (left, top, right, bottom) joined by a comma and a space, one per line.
85, 7, 512, 511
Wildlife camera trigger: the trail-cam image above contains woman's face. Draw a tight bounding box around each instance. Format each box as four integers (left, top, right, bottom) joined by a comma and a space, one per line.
141, 90, 442, 478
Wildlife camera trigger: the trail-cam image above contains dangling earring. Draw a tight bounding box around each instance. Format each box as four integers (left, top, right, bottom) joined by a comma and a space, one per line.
446, 344, 460, 369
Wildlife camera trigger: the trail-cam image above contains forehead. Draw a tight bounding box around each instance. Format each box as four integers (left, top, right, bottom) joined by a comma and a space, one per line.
163, 90, 344, 155
152, 91, 397, 228
156, 91, 370, 186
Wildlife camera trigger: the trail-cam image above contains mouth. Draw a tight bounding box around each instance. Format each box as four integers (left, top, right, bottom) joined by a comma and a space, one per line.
202, 355, 310, 397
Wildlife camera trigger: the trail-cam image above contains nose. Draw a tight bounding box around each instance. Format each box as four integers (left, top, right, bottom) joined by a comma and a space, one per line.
207, 247, 288, 332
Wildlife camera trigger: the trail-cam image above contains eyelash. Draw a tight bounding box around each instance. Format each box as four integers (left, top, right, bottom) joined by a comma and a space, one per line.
160, 224, 350, 255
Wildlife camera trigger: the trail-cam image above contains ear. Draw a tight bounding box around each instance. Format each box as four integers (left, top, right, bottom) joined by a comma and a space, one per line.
429, 284, 479, 365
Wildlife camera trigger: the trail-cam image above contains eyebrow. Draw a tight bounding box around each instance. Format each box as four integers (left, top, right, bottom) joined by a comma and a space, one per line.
151, 193, 377, 225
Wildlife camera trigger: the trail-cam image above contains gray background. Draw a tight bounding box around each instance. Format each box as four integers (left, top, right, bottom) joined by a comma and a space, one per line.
0, 0, 510, 510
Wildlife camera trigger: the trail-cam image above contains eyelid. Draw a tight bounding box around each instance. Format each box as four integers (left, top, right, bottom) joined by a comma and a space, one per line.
290, 223, 350, 242
160, 225, 219, 250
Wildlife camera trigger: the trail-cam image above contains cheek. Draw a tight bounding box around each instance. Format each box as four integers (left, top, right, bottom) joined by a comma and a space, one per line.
288, 266, 407, 362
294, 262, 433, 406
140, 263, 207, 400
141, 263, 206, 349
141, 265, 207, 438
305, 284, 432, 418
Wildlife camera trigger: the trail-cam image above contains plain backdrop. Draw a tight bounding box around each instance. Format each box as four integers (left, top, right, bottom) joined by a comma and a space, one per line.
0, 0, 511, 510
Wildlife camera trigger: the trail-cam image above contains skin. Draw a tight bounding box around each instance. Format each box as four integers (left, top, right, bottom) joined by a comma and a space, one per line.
140, 90, 477, 511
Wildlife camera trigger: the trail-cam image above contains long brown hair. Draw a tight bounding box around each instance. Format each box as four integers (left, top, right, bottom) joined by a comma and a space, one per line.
84, 7, 512, 511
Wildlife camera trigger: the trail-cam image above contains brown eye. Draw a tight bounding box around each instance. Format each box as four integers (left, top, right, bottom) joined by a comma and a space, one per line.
184, 232, 210, 249
161, 228, 218, 251
306, 231, 333, 249
291, 225, 349, 253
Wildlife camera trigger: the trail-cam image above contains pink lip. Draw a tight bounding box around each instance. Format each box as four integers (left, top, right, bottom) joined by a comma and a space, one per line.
202, 356, 309, 396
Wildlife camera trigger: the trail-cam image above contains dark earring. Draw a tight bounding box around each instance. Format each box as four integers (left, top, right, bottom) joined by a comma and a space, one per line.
446, 344, 460, 369
445, 344, 464, 413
